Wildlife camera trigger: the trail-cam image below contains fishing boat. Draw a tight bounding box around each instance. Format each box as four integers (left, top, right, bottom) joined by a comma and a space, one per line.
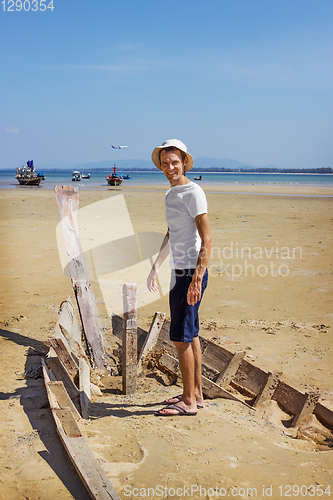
106, 165, 123, 186
81, 172, 91, 179
194, 175, 202, 181
72, 170, 81, 181
122, 173, 131, 180
15, 161, 45, 186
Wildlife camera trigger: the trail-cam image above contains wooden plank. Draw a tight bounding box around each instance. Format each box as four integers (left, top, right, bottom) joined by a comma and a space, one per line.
315, 402, 333, 431
46, 357, 80, 401
58, 297, 82, 345
122, 284, 137, 395
55, 186, 107, 370
59, 324, 89, 365
292, 391, 321, 427
56, 429, 121, 500
138, 312, 165, 372
202, 376, 253, 409
79, 357, 91, 419
48, 336, 79, 379
215, 350, 246, 387
53, 322, 80, 365
272, 381, 309, 416
48, 381, 81, 421
53, 409, 82, 437
43, 359, 120, 500
72, 279, 107, 370
159, 353, 253, 409
253, 371, 282, 408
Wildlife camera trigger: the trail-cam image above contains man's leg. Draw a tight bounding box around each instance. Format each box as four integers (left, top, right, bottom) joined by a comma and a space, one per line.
174, 341, 196, 407
192, 336, 204, 406
156, 341, 197, 415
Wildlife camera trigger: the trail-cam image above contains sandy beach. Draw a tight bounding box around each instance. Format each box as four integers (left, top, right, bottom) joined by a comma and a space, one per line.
0, 183, 332, 500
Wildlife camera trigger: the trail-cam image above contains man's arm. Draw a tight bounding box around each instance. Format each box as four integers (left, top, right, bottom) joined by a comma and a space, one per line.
187, 213, 212, 305
147, 231, 170, 292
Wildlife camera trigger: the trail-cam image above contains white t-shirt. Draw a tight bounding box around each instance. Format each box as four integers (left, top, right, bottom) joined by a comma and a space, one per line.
165, 181, 208, 269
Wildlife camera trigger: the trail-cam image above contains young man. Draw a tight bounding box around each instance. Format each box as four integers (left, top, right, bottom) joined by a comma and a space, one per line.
147, 139, 212, 416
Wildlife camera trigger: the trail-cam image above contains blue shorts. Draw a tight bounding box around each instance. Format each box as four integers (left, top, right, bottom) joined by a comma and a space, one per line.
169, 268, 208, 343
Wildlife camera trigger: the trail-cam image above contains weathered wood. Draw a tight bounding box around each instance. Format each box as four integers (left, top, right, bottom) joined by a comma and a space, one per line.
122, 284, 137, 395
138, 312, 165, 372
48, 381, 81, 421
79, 357, 91, 419
56, 429, 121, 500
46, 356, 80, 401
72, 278, 107, 369
58, 297, 82, 345
215, 350, 246, 387
48, 336, 79, 379
53, 323, 79, 365
112, 313, 148, 356
43, 359, 120, 500
292, 391, 321, 427
253, 371, 282, 407
59, 324, 89, 366
55, 186, 107, 370
159, 353, 253, 409
153, 320, 332, 425
53, 409, 82, 437
315, 402, 333, 431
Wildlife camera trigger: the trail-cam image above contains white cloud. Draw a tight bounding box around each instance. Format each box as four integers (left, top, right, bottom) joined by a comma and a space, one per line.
6, 126, 20, 134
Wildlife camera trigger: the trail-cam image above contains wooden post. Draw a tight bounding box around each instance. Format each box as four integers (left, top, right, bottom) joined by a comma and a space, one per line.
137, 312, 165, 373
122, 284, 137, 395
292, 391, 321, 427
253, 371, 282, 407
54, 186, 107, 370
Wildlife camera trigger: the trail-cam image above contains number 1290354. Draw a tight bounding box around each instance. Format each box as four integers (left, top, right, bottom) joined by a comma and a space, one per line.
2, 0, 54, 11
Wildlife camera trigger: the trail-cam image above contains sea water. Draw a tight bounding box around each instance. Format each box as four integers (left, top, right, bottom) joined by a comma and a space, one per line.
1, 169, 333, 190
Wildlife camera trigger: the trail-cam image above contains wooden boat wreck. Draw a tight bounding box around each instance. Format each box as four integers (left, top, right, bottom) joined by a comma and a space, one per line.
43, 186, 332, 498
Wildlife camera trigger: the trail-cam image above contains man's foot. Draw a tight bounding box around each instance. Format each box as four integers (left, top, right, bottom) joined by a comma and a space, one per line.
155, 403, 197, 417
163, 394, 204, 408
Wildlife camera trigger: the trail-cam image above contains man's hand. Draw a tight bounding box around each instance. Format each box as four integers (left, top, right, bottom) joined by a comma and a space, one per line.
147, 268, 159, 292
187, 275, 202, 305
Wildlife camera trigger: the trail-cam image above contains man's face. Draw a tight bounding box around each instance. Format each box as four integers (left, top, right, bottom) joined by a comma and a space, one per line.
160, 149, 188, 186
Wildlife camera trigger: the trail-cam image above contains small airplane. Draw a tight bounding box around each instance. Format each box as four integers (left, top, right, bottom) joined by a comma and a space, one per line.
111, 145, 127, 149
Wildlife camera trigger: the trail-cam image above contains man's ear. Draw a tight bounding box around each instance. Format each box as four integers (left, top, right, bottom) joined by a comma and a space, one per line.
184, 155, 188, 166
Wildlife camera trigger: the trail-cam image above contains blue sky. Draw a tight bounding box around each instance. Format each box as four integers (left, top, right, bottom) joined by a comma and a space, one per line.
1, 0, 332, 169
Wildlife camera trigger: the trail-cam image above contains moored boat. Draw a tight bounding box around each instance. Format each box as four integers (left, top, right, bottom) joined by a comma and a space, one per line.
194, 175, 202, 181
72, 170, 81, 181
106, 165, 123, 186
15, 160, 44, 186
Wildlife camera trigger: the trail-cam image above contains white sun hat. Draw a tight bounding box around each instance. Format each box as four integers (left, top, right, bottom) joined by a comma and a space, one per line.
151, 139, 194, 172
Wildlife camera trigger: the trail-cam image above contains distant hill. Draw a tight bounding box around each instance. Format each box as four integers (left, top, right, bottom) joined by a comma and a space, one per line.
194, 157, 254, 170
74, 157, 269, 171
10, 158, 330, 173
76, 159, 152, 171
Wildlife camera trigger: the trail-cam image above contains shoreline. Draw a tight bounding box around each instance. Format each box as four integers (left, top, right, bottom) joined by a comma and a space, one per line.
1, 183, 333, 197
